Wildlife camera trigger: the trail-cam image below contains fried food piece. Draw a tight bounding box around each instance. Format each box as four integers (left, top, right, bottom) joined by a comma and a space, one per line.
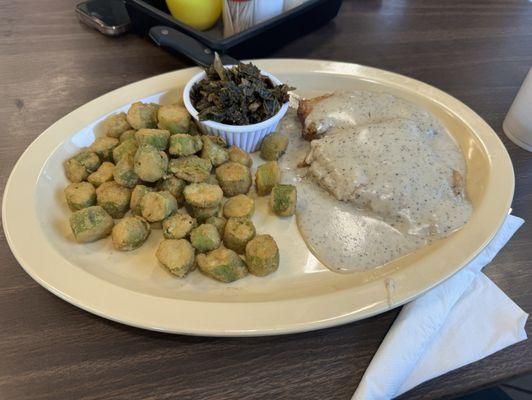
69, 206, 114, 243
215, 162, 252, 197
96, 181, 131, 218
255, 161, 280, 196
169, 156, 211, 183
140, 191, 177, 222
157, 104, 190, 134
112, 216, 151, 251
64, 151, 102, 183
204, 216, 226, 235
113, 154, 139, 188
223, 217, 256, 254
156, 239, 195, 278
64, 182, 96, 211
201, 136, 229, 166
162, 212, 197, 239
190, 223, 221, 253
228, 145, 252, 167
168, 134, 203, 157
156, 176, 186, 202
112, 138, 138, 164
297, 94, 333, 140
245, 234, 279, 276
134, 144, 168, 183
135, 128, 170, 151
187, 204, 220, 223
184, 183, 223, 208
260, 132, 288, 161
130, 184, 155, 215
196, 247, 248, 283
88, 162, 115, 187
126, 101, 158, 129
103, 112, 131, 138
119, 129, 137, 143
270, 184, 297, 216
223, 194, 255, 219
90, 137, 119, 161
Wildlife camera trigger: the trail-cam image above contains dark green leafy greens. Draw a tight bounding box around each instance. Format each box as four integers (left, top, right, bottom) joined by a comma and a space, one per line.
190, 55, 294, 126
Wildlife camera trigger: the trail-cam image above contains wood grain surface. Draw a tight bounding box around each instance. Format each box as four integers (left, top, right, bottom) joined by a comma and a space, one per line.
1, 1, 531, 399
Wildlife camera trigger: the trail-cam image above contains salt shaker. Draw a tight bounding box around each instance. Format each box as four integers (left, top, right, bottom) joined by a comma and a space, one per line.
503, 68, 532, 151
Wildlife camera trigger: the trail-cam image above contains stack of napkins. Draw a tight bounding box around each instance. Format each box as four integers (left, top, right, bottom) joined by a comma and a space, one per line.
353, 215, 528, 400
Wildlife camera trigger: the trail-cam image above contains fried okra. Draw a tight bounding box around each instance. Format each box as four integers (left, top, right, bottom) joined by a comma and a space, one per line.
223, 217, 256, 254
215, 162, 251, 197
88, 161, 115, 187
130, 184, 154, 215
119, 129, 137, 143
112, 138, 138, 164
111, 216, 151, 251
140, 191, 177, 222
113, 154, 139, 188
96, 181, 131, 218
184, 183, 223, 208
64, 182, 96, 211
69, 206, 114, 243
205, 135, 227, 148
133, 144, 168, 182
190, 223, 221, 253
90, 137, 119, 161
270, 184, 297, 216
223, 194, 255, 219
168, 134, 202, 157
162, 212, 197, 239
196, 247, 247, 283
157, 104, 190, 134
260, 132, 289, 161
156, 176, 186, 202
205, 216, 226, 235
245, 234, 279, 276
188, 204, 220, 223
228, 145, 252, 167
255, 161, 280, 196
169, 156, 211, 183
103, 112, 131, 138
156, 239, 195, 278
135, 128, 170, 151
64, 151, 102, 183
126, 101, 158, 129
201, 136, 229, 166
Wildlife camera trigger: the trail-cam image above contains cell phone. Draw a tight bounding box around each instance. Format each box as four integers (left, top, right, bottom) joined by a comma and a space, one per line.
76, 0, 131, 36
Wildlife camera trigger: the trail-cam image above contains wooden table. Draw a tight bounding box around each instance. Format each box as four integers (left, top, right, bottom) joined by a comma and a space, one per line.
1, 1, 531, 399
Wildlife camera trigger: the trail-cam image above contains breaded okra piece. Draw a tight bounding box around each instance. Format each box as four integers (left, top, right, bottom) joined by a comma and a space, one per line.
90, 137, 119, 161
157, 104, 190, 134
190, 223, 221, 253
69, 206, 114, 243
140, 191, 177, 222
255, 161, 280, 196
156, 239, 195, 278
215, 162, 252, 197
196, 247, 248, 283
270, 184, 297, 216
112, 138, 138, 164
228, 145, 252, 167
245, 234, 280, 276
113, 154, 139, 188
119, 129, 137, 143
88, 161, 115, 187
126, 101, 158, 129
64, 182, 96, 211
130, 184, 154, 215
223, 217, 256, 254
223, 194, 255, 219
156, 175, 186, 202
102, 112, 131, 138
184, 183, 223, 208
133, 144, 168, 183
162, 212, 197, 239
201, 136, 229, 166
96, 181, 131, 218
168, 134, 202, 157
187, 204, 220, 223
169, 156, 211, 183
135, 128, 170, 151
259, 132, 289, 161
205, 216, 226, 236
64, 151, 102, 183
111, 216, 151, 251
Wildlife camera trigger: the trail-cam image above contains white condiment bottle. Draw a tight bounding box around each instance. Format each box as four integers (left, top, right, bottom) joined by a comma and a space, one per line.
254, 0, 284, 25
503, 67, 532, 151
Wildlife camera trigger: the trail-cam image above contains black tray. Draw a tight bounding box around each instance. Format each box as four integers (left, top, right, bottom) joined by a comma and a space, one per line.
125, 0, 343, 59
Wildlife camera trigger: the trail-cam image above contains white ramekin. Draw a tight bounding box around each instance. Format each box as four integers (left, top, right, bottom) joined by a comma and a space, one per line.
183, 68, 289, 153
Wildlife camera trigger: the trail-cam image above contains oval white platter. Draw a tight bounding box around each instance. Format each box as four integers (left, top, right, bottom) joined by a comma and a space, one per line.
2, 59, 514, 336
